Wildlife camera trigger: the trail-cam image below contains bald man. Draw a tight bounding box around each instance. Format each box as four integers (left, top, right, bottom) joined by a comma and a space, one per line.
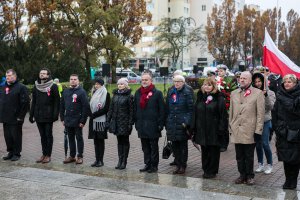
229, 71, 265, 186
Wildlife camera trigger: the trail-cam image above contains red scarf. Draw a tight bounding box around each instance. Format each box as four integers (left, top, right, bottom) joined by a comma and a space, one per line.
140, 84, 155, 109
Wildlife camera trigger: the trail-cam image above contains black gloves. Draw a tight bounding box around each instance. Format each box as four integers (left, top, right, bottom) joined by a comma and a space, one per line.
29, 116, 35, 123
254, 133, 262, 142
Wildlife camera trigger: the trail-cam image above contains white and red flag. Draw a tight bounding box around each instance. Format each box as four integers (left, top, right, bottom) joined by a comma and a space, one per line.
263, 28, 300, 78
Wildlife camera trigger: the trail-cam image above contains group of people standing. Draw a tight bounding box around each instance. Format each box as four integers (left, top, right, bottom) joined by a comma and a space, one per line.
0, 66, 300, 190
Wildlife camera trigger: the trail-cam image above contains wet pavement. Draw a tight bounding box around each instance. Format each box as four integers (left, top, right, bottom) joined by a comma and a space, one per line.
0, 116, 299, 199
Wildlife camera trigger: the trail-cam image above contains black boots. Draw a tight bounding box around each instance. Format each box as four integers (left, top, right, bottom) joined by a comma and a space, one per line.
91, 160, 104, 167
115, 145, 123, 169
119, 145, 129, 170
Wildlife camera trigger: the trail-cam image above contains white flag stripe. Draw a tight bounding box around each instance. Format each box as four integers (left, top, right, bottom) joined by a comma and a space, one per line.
264, 29, 300, 73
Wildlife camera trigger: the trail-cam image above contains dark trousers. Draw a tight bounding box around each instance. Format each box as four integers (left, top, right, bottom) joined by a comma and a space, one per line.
65, 127, 84, 158
116, 135, 130, 162
235, 143, 256, 179
94, 139, 105, 162
37, 122, 53, 157
172, 140, 188, 168
201, 145, 220, 175
141, 138, 159, 168
3, 123, 23, 156
283, 162, 300, 186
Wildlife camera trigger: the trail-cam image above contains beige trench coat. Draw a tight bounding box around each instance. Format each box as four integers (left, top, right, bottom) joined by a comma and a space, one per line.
229, 86, 265, 144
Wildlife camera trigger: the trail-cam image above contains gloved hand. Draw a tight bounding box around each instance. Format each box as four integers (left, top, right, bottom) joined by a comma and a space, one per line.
29, 116, 35, 123
254, 133, 262, 142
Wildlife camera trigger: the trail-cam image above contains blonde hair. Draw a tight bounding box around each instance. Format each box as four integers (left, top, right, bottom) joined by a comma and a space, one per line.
283, 74, 298, 84
201, 77, 218, 94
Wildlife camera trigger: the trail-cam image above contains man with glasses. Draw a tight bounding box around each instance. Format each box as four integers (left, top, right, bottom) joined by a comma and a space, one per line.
134, 71, 165, 173
29, 68, 60, 164
0, 69, 30, 161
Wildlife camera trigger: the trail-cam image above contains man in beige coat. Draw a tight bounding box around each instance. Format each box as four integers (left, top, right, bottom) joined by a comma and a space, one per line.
229, 71, 265, 185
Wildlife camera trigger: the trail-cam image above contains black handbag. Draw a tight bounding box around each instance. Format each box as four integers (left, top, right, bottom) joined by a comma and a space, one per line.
162, 136, 172, 159
287, 129, 300, 143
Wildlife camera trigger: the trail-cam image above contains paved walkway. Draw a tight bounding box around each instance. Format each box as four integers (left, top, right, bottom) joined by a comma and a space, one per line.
0, 116, 291, 190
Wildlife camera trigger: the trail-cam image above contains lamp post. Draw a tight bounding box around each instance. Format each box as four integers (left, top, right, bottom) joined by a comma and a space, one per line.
171, 17, 196, 70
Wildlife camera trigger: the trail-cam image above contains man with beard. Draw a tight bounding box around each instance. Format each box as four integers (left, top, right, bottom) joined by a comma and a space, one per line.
134, 71, 165, 173
60, 74, 89, 164
0, 69, 30, 161
29, 68, 60, 163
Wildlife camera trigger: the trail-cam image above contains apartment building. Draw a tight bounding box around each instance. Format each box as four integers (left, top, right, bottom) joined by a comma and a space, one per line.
129, 0, 246, 69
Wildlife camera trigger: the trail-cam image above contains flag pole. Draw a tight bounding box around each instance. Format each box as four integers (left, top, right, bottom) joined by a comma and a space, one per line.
276, 0, 279, 47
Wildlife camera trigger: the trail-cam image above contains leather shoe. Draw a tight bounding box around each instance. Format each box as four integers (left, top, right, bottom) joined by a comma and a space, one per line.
177, 167, 185, 174
42, 156, 51, 164
91, 160, 103, 167
36, 155, 45, 163
283, 181, 297, 190
76, 157, 83, 165
246, 178, 255, 185
139, 165, 150, 172
234, 177, 246, 184
203, 173, 216, 179
11, 155, 20, 161
147, 167, 158, 173
3, 153, 13, 160
63, 157, 76, 164
220, 147, 227, 152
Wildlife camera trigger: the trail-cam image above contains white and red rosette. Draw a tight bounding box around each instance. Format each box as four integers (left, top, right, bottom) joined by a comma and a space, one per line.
147, 91, 153, 99
46, 87, 51, 96
205, 95, 213, 104
72, 94, 78, 102
244, 89, 251, 97
5, 87, 9, 94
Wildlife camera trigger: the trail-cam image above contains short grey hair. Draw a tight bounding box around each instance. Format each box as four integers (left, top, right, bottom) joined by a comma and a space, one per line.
141, 70, 153, 80
283, 74, 298, 84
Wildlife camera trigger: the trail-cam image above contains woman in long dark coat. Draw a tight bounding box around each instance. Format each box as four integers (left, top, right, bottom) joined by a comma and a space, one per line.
193, 77, 227, 178
88, 78, 110, 167
166, 75, 194, 174
272, 74, 300, 190
107, 78, 134, 170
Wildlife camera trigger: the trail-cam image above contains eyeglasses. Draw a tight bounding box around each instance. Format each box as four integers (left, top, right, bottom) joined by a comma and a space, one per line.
174, 81, 183, 83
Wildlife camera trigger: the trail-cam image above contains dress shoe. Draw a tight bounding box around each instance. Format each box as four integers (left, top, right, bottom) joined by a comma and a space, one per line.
42, 156, 51, 164
63, 157, 76, 164
3, 153, 13, 160
177, 167, 185, 174
139, 165, 150, 172
169, 160, 177, 166
234, 177, 246, 184
283, 180, 297, 190
246, 178, 255, 185
91, 160, 103, 167
36, 155, 45, 163
76, 157, 83, 165
11, 155, 20, 161
147, 167, 158, 173
203, 173, 216, 179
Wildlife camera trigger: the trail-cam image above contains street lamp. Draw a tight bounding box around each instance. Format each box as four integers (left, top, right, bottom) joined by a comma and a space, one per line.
171, 17, 196, 70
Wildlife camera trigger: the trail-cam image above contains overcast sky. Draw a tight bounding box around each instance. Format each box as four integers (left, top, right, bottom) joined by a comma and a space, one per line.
245, 0, 300, 19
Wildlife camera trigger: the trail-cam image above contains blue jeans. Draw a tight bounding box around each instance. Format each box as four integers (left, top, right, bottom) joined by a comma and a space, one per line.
255, 120, 273, 165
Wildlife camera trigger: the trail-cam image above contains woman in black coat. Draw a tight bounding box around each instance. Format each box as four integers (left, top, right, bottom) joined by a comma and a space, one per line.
166, 75, 194, 174
272, 74, 300, 190
107, 78, 134, 170
88, 79, 110, 167
193, 77, 227, 179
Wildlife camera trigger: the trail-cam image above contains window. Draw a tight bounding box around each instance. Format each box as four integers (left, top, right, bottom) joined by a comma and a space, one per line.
168, 7, 171, 12
146, 3, 154, 12
142, 47, 154, 53
202, 5, 206, 11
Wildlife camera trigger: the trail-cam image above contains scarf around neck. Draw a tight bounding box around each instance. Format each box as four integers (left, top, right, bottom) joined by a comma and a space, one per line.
35, 79, 54, 93
90, 86, 107, 131
140, 84, 155, 109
